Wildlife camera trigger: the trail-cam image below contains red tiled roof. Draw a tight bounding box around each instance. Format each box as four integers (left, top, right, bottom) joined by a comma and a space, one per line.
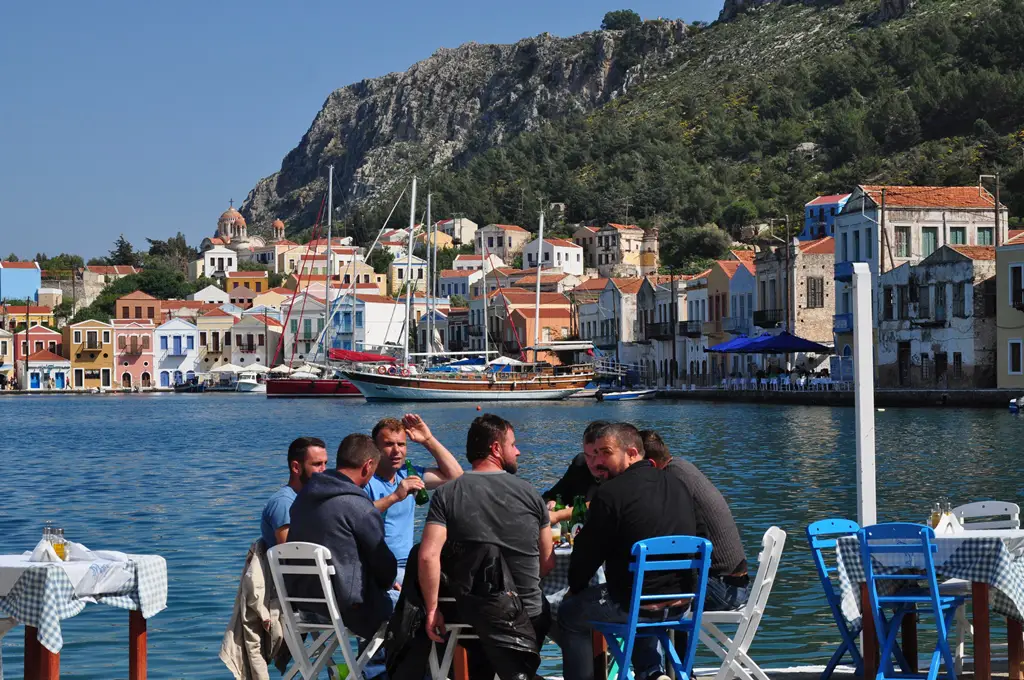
607, 223, 642, 231
716, 261, 742, 278
266, 287, 292, 295
514, 273, 569, 285
356, 294, 399, 304
799, 237, 835, 255
270, 239, 298, 246
86, 265, 139, 275
948, 245, 996, 260
0, 261, 39, 269
1008, 229, 1024, 242
510, 307, 573, 320
1007, 231, 1024, 245
3, 305, 52, 315
612, 278, 644, 294
544, 238, 582, 249
306, 238, 352, 247
730, 249, 755, 263
440, 269, 474, 279
201, 308, 236, 318
26, 349, 67, 363
454, 254, 483, 261
245, 314, 282, 327
118, 290, 157, 300
861, 185, 1002, 210
487, 289, 568, 304
572, 278, 610, 291
226, 271, 268, 278
488, 224, 528, 233
576, 226, 599, 233
806, 193, 851, 206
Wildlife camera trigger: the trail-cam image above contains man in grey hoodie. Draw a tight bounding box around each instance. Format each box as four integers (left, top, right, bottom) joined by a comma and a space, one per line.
288, 433, 398, 639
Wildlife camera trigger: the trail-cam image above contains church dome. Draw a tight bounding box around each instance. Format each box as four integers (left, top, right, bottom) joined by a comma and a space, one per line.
272, 218, 285, 229
218, 207, 246, 227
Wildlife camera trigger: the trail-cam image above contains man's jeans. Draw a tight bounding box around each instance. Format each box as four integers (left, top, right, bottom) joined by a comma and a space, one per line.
704, 575, 751, 612
559, 585, 669, 680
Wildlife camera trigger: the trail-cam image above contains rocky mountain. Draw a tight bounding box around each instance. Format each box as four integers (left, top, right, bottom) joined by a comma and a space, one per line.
241, 20, 691, 234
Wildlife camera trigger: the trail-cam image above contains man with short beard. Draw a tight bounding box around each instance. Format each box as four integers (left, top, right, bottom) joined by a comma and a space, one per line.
260, 436, 328, 548
542, 420, 608, 525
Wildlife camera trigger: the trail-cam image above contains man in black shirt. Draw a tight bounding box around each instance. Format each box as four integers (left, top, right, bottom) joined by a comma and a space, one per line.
559, 423, 699, 680
542, 420, 607, 525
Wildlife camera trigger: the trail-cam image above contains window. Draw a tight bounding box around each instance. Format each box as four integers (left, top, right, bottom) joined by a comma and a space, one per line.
102, 331, 110, 343
397, 269, 404, 280
160, 336, 168, 350
807, 277, 825, 308
919, 285, 931, 318
852, 230, 861, 262
224, 332, 230, 346
1010, 340, 1023, 374
487, 237, 494, 248
950, 227, 966, 245
256, 282, 262, 292
865, 228, 872, 260
199, 332, 207, 346
0, 341, 5, 355
356, 311, 364, 328
185, 336, 194, 350
142, 336, 150, 349
233, 282, 239, 289
922, 227, 938, 257
1011, 265, 1023, 308
953, 282, 966, 317
921, 352, 931, 380
841, 233, 848, 262
953, 352, 963, 380
73, 330, 81, 343
48, 341, 56, 353
236, 334, 243, 346
978, 227, 994, 246
935, 284, 947, 320
896, 226, 911, 258
121, 306, 129, 318
134, 306, 142, 318
258, 334, 265, 346
290, 319, 298, 334
898, 285, 910, 319
882, 287, 894, 320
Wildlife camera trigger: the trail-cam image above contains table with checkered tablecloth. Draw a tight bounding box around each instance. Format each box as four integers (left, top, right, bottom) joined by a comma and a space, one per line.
541, 545, 605, 645
835, 530, 1024, 680
0, 554, 167, 679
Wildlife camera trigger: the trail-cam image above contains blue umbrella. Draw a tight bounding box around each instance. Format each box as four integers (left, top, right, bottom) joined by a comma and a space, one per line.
706, 335, 752, 353
740, 331, 830, 354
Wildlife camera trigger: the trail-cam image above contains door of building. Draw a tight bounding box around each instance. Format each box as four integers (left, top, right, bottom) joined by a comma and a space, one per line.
898, 342, 911, 386
55, 372, 65, 389
173, 336, 182, 355
30, 372, 40, 389
935, 352, 948, 385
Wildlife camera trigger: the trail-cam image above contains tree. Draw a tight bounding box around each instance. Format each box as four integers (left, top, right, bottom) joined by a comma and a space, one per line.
368, 249, 395, 274
5, 253, 19, 262
661, 224, 732, 269
601, 9, 641, 30
71, 268, 194, 323
36, 253, 84, 273
86, 257, 107, 266
108, 234, 142, 268
145, 232, 197, 275
449, 294, 469, 308
720, 199, 758, 231
54, 299, 75, 325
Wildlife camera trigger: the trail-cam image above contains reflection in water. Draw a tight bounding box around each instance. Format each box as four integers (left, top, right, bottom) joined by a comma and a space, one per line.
0, 395, 1018, 677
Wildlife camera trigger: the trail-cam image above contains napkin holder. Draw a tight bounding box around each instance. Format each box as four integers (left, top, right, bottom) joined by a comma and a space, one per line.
934, 513, 964, 535
28, 539, 61, 563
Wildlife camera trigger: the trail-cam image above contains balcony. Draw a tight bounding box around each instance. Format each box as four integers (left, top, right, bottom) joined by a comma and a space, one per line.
703, 320, 722, 336
679, 320, 703, 338
84, 340, 102, 350
833, 313, 853, 334
467, 326, 484, 337
593, 334, 618, 349
722, 316, 751, 336
238, 343, 257, 353
646, 321, 675, 341
167, 346, 188, 357
752, 309, 783, 329
912, 307, 948, 328
123, 343, 144, 355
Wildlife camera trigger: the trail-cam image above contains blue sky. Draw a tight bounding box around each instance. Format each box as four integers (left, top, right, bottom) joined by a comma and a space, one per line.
0, 0, 721, 259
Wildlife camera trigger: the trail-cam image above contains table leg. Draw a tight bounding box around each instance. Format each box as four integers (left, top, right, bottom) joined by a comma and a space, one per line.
973, 582, 992, 680
1008, 617, 1023, 680
861, 583, 878, 680
901, 606, 918, 674
129, 610, 147, 680
593, 629, 608, 679
24, 626, 38, 680
453, 643, 469, 680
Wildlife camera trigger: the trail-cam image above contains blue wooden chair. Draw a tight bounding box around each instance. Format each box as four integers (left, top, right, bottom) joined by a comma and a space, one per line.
807, 518, 864, 680
859, 523, 967, 680
590, 536, 712, 680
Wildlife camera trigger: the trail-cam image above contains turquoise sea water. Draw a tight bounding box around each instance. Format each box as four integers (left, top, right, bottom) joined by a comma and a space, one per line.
0, 395, 1021, 678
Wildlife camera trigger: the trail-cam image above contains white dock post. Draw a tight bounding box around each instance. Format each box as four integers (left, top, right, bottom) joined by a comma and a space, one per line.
851, 261, 876, 527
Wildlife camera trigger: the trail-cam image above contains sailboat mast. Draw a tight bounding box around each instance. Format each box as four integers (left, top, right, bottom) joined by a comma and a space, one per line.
482, 243, 490, 360
533, 209, 545, 363
402, 177, 417, 368
426, 193, 433, 363
326, 165, 334, 360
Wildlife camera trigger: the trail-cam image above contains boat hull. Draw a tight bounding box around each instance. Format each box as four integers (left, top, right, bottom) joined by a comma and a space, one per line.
236, 380, 267, 394
598, 389, 658, 401
343, 371, 590, 402
266, 379, 362, 398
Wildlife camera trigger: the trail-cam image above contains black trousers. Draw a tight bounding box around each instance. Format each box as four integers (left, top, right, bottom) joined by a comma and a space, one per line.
462, 597, 551, 680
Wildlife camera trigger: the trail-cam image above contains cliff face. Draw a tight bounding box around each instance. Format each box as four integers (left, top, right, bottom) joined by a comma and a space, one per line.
241, 20, 690, 233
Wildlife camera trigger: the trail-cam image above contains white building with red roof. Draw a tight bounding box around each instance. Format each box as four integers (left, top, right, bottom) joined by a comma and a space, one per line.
18, 348, 70, 390
452, 253, 504, 272
230, 313, 283, 368
522, 237, 584, 275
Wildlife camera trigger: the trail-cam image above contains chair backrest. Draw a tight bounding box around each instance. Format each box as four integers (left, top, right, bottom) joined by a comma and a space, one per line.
806, 519, 860, 605
858, 523, 947, 637
267, 542, 345, 676
625, 536, 713, 673
733, 527, 787, 650
952, 501, 1021, 530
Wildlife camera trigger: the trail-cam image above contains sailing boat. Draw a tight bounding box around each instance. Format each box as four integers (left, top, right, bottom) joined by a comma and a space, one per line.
342, 184, 595, 402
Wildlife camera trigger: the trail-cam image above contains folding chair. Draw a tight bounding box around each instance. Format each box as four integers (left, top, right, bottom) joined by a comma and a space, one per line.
806, 519, 864, 680
267, 542, 386, 680
699, 527, 786, 680
591, 536, 713, 680
427, 597, 499, 680
859, 523, 967, 680
951, 501, 1020, 530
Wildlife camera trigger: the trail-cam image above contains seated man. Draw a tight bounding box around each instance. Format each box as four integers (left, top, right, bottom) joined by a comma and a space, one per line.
419, 414, 555, 678
260, 437, 328, 548
641, 430, 749, 611
365, 414, 463, 601
542, 420, 608, 525
288, 433, 397, 639
559, 423, 698, 680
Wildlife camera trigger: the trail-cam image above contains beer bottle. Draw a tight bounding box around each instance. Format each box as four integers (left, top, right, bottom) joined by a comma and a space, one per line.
405, 459, 430, 506
569, 495, 587, 542
555, 495, 569, 543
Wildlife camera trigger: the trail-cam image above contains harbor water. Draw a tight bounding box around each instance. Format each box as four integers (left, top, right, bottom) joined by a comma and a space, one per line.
1, 395, 1021, 678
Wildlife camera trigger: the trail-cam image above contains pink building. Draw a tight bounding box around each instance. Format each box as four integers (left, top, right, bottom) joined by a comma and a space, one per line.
112, 319, 156, 389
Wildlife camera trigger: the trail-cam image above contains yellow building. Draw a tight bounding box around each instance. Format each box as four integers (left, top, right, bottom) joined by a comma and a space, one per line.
996, 232, 1024, 388
1, 305, 55, 332
63, 320, 114, 389
0, 328, 12, 383
416, 229, 454, 249
224, 270, 269, 294
195, 308, 238, 372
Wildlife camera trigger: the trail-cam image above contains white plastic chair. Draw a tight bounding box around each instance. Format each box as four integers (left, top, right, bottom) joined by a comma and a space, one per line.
427, 597, 499, 680
267, 542, 386, 680
952, 501, 1021, 530
699, 526, 787, 680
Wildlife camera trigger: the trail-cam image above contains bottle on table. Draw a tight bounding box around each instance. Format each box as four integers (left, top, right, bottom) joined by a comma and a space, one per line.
554, 495, 569, 544
405, 459, 430, 506
52, 527, 66, 561
569, 495, 587, 545
930, 502, 942, 528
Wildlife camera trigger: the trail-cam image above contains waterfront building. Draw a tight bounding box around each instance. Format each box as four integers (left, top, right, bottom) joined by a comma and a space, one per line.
436, 217, 478, 246
468, 289, 569, 352
190, 245, 237, 280
388, 254, 429, 295
636, 276, 692, 387
252, 287, 292, 310
439, 268, 482, 298
706, 259, 757, 380
474, 224, 531, 261
115, 291, 160, 322
189, 284, 231, 305
332, 292, 405, 354
683, 271, 711, 384
0, 260, 42, 301
19, 349, 70, 390
523, 238, 585, 276
415, 229, 454, 250
195, 308, 238, 372
154, 318, 200, 388
443, 307, 469, 352
14, 326, 62, 362
1, 304, 54, 332
996, 231, 1024, 389
63, 320, 114, 390
229, 314, 282, 368
876, 245, 996, 388
281, 293, 327, 363
577, 278, 643, 356
0, 328, 12, 384
572, 225, 600, 270
800, 194, 851, 240
112, 319, 156, 389
225, 271, 269, 294
833, 184, 1008, 357
503, 306, 573, 364
453, 253, 505, 272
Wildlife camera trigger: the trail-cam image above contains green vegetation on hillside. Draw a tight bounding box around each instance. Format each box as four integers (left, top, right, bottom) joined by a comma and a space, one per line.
343, 0, 1024, 269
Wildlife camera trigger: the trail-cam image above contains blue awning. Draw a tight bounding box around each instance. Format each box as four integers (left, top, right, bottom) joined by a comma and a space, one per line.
706, 335, 752, 353
707, 332, 830, 354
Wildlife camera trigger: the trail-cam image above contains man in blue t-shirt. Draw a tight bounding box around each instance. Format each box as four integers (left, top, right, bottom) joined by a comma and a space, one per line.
364, 414, 463, 601
260, 437, 328, 548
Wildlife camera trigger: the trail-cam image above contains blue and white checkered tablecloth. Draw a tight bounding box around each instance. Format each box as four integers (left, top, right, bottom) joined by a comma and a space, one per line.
835, 532, 1024, 630
0, 554, 167, 654
542, 546, 605, 614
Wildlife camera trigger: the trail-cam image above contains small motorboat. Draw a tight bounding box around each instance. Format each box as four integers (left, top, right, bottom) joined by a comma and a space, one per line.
236, 371, 267, 394
1010, 397, 1023, 414
597, 388, 658, 402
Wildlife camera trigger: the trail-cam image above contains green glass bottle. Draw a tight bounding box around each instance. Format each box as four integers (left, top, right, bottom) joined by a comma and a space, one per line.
405, 459, 430, 506
569, 494, 587, 543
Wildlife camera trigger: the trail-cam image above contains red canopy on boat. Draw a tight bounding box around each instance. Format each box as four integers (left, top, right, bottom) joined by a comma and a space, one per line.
328, 348, 397, 363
